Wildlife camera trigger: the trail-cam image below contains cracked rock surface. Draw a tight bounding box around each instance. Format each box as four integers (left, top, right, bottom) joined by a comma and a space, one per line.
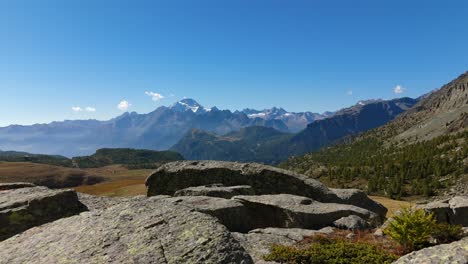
0, 186, 86, 241
0, 197, 253, 264
393, 238, 468, 264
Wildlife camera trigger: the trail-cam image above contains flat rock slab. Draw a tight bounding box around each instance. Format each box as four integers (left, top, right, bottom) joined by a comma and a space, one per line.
145, 161, 387, 218
0, 186, 87, 241
393, 237, 468, 264
174, 184, 255, 199
0, 197, 253, 264
232, 227, 334, 264
421, 196, 468, 226
0, 182, 36, 191
163, 196, 254, 232
233, 194, 380, 230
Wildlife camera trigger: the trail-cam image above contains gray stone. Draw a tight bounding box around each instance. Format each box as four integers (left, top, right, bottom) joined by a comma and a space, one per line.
333, 215, 370, 230
233, 227, 333, 264
423, 200, 452, 223
248, 227, 328, 241
232, 194, 381, 230
0, 186, 87, 241
421, 196, 468, 226
0, 197, 253, 264
174, 184, 255, 198
76, 193, 165, 211
0, 182, 36, 191
393, 237, 468, 264
145, 161, 387, 218
449, 196, 468, 226
163, 195, 254, 232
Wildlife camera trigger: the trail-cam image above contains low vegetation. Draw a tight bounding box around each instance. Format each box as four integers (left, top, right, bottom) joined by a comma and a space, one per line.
384, 208, 436, 251
264, 207, 466, 264
264, 235, 399, 264
384, 207, 465, 251
281, 130, 468, 198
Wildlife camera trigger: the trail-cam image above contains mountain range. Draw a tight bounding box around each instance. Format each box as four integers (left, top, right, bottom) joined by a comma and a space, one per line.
171, 97, 418, 163
0, 99, 329, 157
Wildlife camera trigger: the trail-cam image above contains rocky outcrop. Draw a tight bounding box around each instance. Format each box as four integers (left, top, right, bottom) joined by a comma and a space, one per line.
232, 227, 335, 263
0, 182, 35, 191
159, 194, 379, 233
0, 197, 253, 264
146, 161, 387, 218
421, 196, 468, 226
331, 188, 387, 220
232, 194, 381, 230
174, 184, 255, 199
393, 237, 468, 264
0, 186, 87, 241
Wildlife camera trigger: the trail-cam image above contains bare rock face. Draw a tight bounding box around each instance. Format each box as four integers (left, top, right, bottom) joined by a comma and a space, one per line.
174, 184, 255, 199
232, 194, 381, 230
0, 186, 87, 241
421, 196, 468, 226
0, 182, 36, 191
163, 196, 254, 232
0, 197, 253, 264
146, 161, 387, 218
393, 237, 468, 264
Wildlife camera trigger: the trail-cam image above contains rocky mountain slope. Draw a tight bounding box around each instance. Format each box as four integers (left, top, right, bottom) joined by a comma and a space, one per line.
171, 126, 293, 164
172, 97, 417, 164
282, 72, 468, 198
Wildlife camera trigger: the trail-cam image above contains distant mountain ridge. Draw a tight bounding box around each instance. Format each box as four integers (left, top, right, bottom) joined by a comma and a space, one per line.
171, 97, 418, 163
0, 99, 325, 157
239, 107, 333, 132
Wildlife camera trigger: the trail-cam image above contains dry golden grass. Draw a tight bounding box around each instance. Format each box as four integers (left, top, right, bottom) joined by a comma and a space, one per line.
0, 161, 89, 180
74, 165, 151, 197
370, 196, 413, 217
74, 180, 146, 197
0, 161, 100, 187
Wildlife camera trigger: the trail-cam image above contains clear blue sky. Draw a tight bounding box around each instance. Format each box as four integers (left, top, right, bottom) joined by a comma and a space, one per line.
0, 0, 467, 126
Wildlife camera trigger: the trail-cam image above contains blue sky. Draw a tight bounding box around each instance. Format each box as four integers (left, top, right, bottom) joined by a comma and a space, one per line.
0, 0, 467, 126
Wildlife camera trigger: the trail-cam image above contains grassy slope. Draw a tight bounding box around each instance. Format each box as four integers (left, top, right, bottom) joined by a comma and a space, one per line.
0, 161, 103, 188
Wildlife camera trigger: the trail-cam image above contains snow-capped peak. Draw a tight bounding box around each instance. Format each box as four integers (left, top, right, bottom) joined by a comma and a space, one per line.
169, 99, 211, 113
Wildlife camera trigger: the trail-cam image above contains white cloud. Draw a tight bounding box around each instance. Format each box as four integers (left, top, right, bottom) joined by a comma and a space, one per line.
145, 91, 165, 101
72, 106, 96, 112
347, 90, 353, 96
117, 100, 131, 111
394, 85, 405, 94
